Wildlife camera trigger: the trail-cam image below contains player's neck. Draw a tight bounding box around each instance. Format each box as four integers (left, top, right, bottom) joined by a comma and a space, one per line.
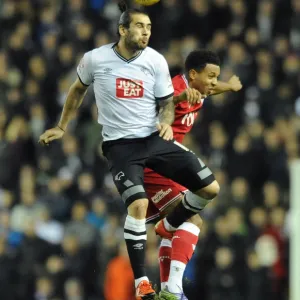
116, 40, 141, 60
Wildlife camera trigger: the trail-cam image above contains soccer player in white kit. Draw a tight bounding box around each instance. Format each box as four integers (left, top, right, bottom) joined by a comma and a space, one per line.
39, 2, 220, 299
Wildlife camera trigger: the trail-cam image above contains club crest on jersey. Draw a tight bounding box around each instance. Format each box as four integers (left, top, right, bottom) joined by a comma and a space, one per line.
116, 78, 144, 98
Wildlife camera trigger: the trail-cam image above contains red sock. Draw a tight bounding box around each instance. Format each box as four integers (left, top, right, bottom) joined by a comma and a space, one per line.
158, 238, 172, 288
171, 222, 200, 264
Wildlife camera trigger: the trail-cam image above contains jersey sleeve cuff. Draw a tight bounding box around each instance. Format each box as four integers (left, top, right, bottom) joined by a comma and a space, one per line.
155, 92, 174, 101
77, 73, 90, 86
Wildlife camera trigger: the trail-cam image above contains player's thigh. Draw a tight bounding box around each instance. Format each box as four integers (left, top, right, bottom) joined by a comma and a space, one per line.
145, 173, 186, 223
102, 141, 147, 207
147, 137, 215, 192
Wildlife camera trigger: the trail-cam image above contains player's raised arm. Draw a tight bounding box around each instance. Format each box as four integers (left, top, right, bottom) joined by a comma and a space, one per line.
39, 52, 92, 146
209, 75, 242, 95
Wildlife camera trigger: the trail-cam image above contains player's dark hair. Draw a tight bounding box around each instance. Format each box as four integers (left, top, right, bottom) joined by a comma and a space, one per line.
185, 49, 221, 73
117, 1, 149, 36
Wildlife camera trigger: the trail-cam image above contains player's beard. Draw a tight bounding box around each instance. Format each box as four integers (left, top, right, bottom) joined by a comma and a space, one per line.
125, 32, 147, 52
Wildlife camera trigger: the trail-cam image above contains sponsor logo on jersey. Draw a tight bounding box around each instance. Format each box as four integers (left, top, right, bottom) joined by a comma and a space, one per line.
151, 188, 172, 203
116, 78, 144, 98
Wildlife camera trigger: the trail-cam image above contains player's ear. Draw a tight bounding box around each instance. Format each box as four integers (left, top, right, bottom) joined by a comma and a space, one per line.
189, 69, 197, 80
119, 25, 127, 37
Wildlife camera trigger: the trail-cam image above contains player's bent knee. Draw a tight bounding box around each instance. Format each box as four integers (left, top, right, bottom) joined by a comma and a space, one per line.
187, 214, 203, 230
196, 180, 220, 200
127, 198, 149, 219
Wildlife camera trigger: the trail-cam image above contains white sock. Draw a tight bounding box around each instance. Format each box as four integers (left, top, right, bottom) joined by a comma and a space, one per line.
167, 261, 186, 293
163, 218, 177, 231
135, 276, 149, 288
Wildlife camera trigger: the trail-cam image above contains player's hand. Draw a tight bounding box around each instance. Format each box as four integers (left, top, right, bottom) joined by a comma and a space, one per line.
182, 88, 202, 105
156, 123, 173, 141
228, 75, 242, 92
38, 126, 65, 146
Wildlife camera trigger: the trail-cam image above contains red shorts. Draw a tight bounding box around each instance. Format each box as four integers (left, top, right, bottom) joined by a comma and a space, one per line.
144, 168, 188, 223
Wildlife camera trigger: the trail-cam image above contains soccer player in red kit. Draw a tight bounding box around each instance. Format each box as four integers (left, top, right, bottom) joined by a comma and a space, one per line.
144, 50, 242, 299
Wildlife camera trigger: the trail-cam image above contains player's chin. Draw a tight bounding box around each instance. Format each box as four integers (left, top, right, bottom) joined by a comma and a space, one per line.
139, 41, 148, 49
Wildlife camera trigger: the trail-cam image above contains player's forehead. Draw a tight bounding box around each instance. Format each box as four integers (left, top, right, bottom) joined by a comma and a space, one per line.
204, 64, 220, 75
130, 13, 151, 25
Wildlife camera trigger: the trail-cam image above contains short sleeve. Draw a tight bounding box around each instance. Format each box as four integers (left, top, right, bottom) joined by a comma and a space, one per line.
154, 55, 174, 101
77, 51, 93, 86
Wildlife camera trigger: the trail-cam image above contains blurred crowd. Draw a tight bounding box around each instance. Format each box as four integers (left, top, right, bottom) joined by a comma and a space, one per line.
0, 0, 299, 299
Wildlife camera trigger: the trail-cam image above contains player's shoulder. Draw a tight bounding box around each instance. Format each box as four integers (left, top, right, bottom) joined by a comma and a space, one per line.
89, 43, 115, 55
172, 74, 187, 91
144, 46, 166, 62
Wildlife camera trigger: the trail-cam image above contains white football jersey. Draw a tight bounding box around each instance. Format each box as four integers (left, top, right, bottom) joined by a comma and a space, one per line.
77, 43, 174, 141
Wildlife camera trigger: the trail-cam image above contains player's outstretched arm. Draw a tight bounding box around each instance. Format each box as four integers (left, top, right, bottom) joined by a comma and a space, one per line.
210, 75, 242, 95
39, 78, 88, 145
156, 96, 175, 141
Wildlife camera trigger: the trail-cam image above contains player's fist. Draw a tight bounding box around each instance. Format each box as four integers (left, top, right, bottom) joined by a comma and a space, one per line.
39, 126, 65, 146
181, 88, 202, 105
156, 123, 173, 141
228, 75, 242, 92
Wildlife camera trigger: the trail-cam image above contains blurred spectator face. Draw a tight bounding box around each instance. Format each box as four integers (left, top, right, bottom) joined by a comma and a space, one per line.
245, 28, 259, 48
71, 202, 87, 221
94, 31, 110, 47
214, 170, 227, 186
181, 36, 199, 58
28, 56, 47, 79
210, 129, 228, 149
77, 172, 95, 193
0, 190, 14, 209
91, 197, 107, 216
263, 181, 280, 209
274, 36, 289, 57
215, 247, 233, 269
213, 0, 227, 7
263, 129, 280, 150
246, 250, 261, 270
20, 165, 35, 192
210, 30, 228, 50
118, 240, 129, 258
0, 108, 8, 130
189, 0, 208, 14
226, 207, 244, 233
42, 31, 58, 51
214, 216, 231, 237
250, 207, 267, 229
16, 21, 32, 40
283, 55, 300, 77
58, 43, 74, 66
6, 88, 21, 105
62, 135, 79, 155
63, 235, 80, 254
29, 103, 45, 120
8, 32, 24, 50
38, 155, 52, 172
229, 0, 246, 17
76, 21, 93, 41
64, 278, 83, 298
40, 8, 56, 25
69, 0, 83, 11
256, 49, 272, 70
46, 256, 65, 274
48, 177, 63, 194
25, 79, 40, 99
247, 119, 264, 139
228, 42, 246, 64
35, 277, 53, 298
231, 177, 249, 198
270, 207, 286, 228
285, 139, 299, 160
258, 0, 274, 16
0, 210, 10, 229
0, 238, 6, 255
233, 133, 250, 153
0, 51, 8, 80
257, 71, 273, 90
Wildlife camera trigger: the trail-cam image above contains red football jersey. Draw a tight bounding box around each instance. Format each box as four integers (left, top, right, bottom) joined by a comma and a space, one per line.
171, 74, 204, 143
